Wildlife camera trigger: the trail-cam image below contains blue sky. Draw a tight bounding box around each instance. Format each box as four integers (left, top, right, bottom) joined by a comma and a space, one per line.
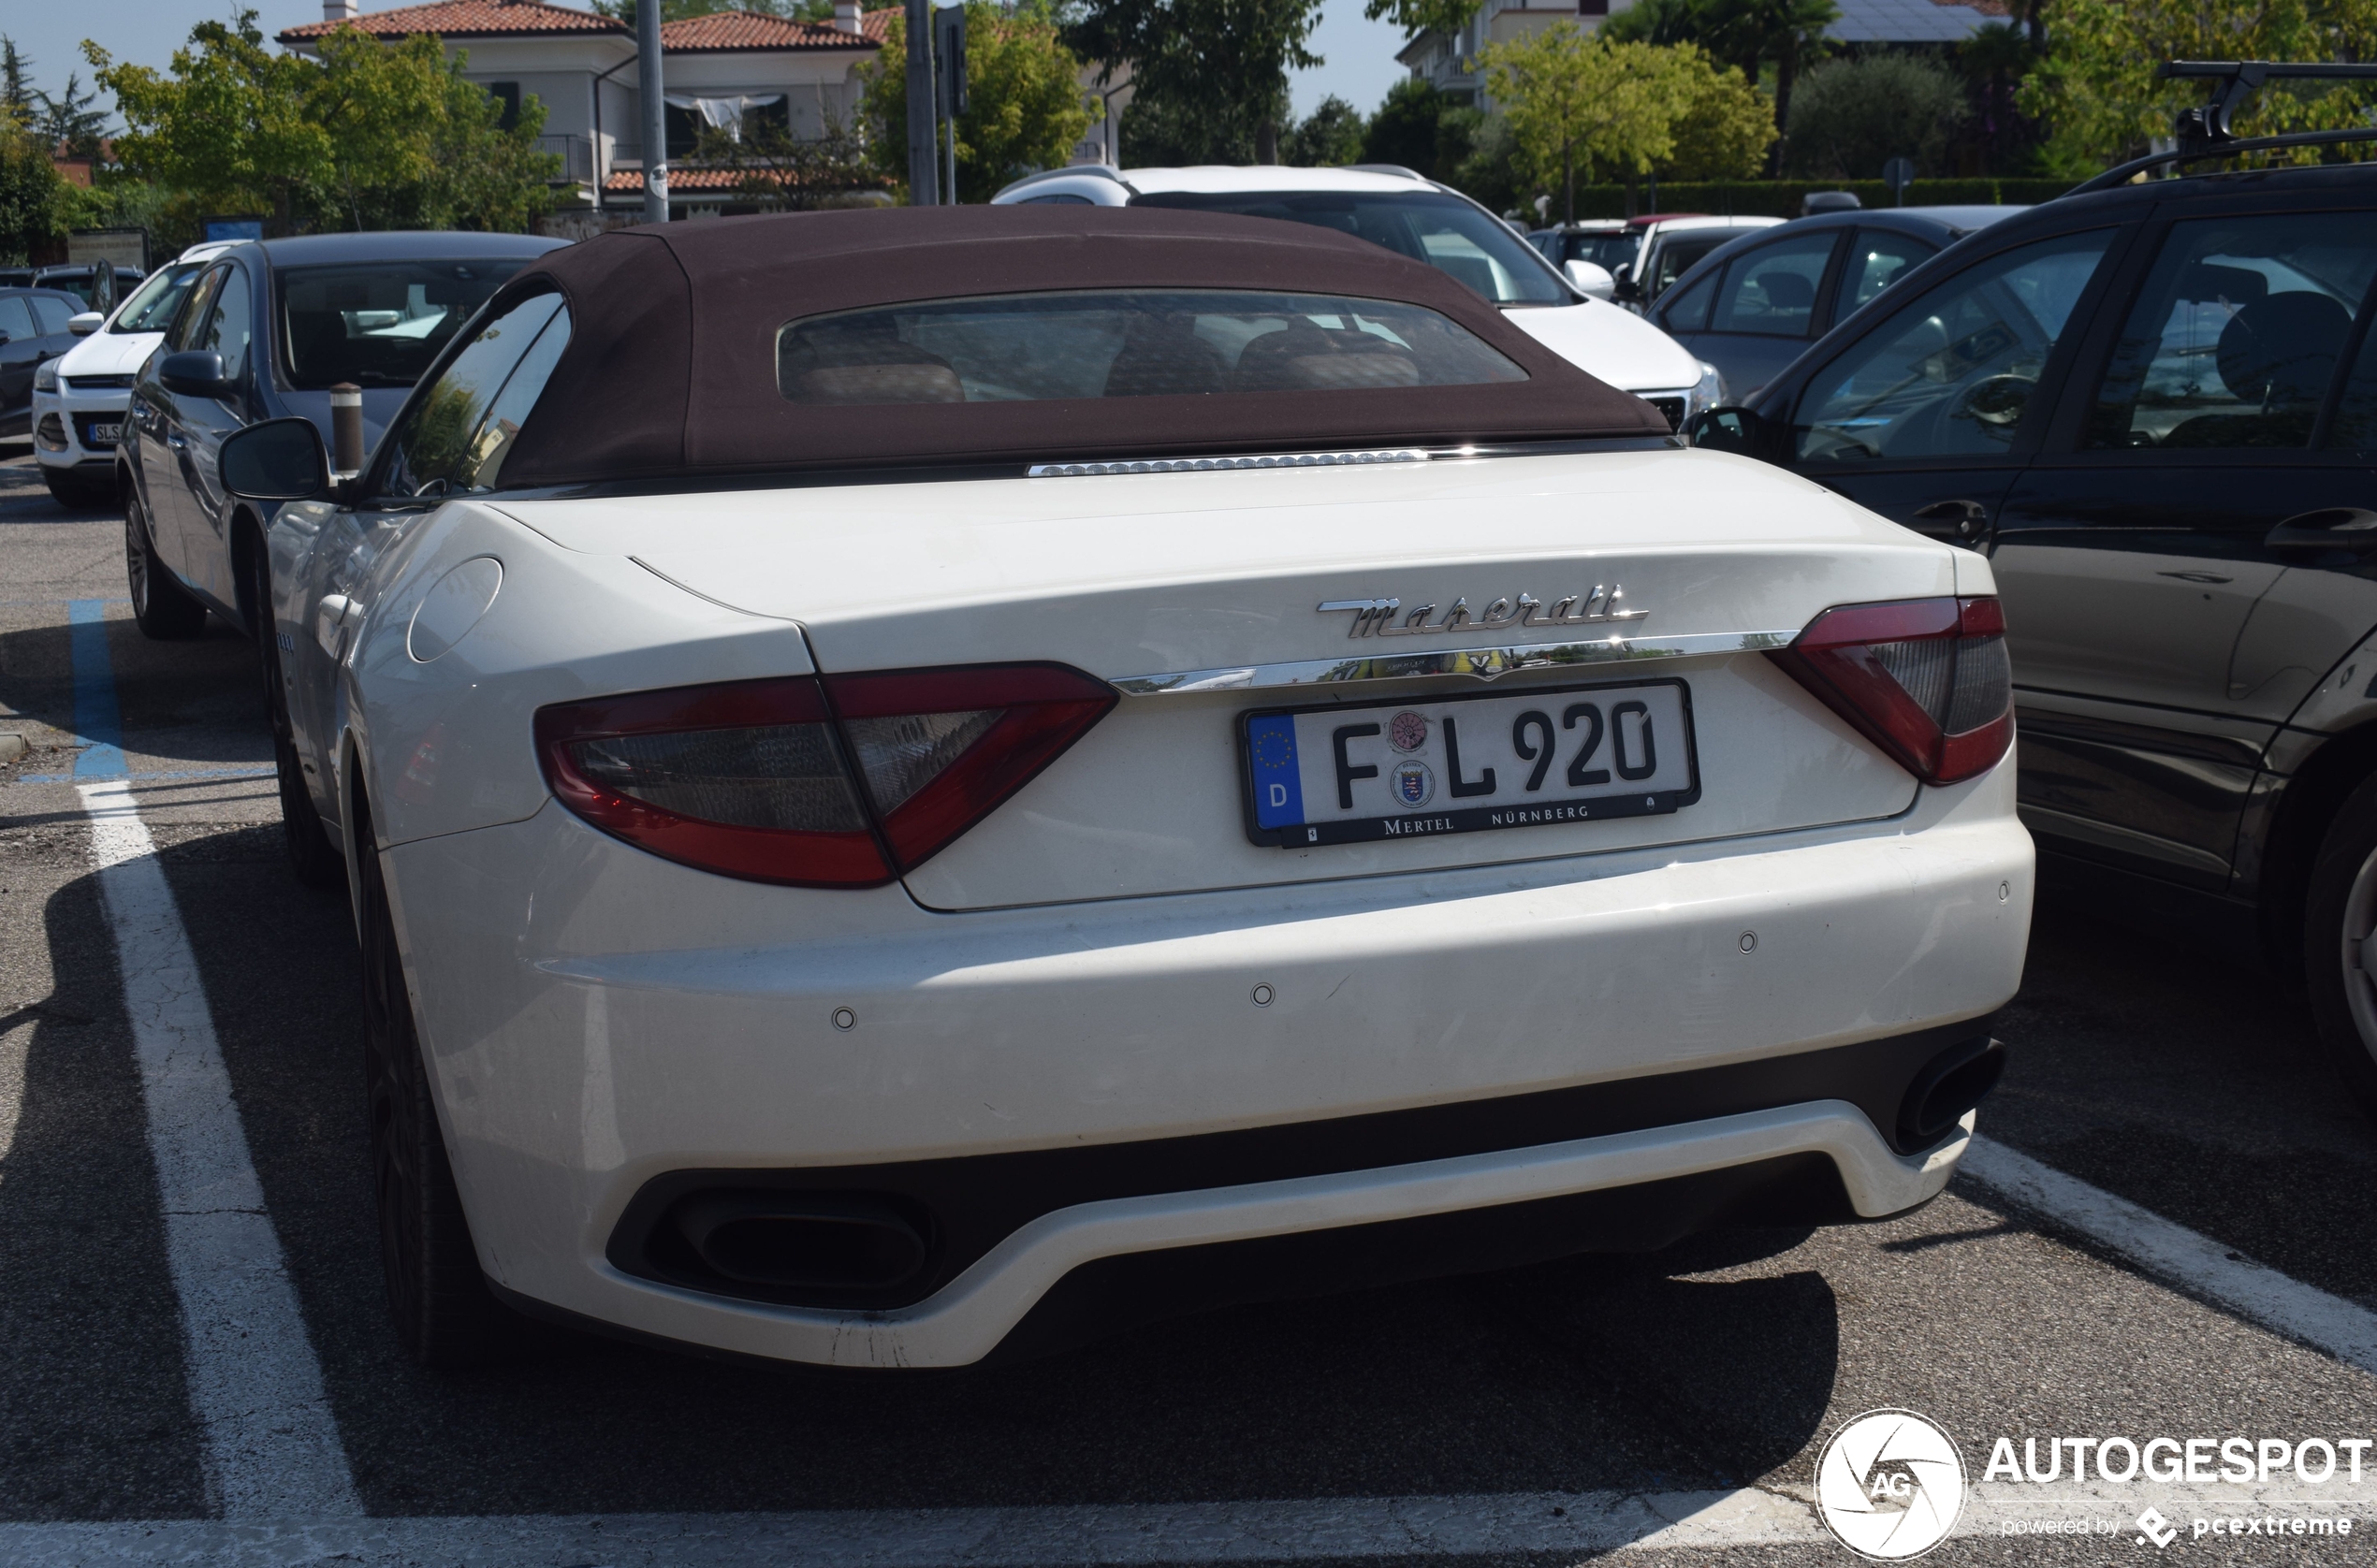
7, 2, 1411, 125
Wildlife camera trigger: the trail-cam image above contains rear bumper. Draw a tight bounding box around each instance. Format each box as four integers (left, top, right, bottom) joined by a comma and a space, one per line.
383, 762, 2031, 1365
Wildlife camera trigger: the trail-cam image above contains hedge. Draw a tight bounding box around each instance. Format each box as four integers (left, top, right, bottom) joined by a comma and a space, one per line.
1539, 178, 2078, 220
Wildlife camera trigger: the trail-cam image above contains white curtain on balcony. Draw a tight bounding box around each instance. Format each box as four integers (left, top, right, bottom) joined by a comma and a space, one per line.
664, 94, 786, 143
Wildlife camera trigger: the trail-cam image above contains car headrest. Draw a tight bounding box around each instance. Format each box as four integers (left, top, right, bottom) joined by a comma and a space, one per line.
2217, 291, 2351, 405
1757, 271, 1816, 312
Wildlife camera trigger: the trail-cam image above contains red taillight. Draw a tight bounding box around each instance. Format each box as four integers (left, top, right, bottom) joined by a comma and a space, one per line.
533, 664, 1115, 888
1767, 596, 2012, 785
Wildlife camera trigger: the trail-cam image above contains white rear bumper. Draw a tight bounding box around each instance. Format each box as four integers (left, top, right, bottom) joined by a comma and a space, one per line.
383, 761, 2030, 1366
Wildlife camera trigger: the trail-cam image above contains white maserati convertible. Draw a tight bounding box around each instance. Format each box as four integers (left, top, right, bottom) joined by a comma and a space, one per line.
221, 207, 2031, 1370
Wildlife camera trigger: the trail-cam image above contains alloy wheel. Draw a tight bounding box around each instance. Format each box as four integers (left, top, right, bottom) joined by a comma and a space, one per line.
2339, 842, 2377, 1067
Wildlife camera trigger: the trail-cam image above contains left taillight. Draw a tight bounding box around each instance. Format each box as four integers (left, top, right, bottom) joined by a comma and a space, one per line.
1766, 596, 2012, 786
534, 663, 1116, 888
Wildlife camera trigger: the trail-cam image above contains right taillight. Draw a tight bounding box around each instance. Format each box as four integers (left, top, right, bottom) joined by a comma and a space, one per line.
534, 663, 1115, 888
1767, 596, 2011, 785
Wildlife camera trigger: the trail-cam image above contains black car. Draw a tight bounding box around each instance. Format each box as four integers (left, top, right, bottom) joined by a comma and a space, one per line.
0, 287, 83, 436
1653, 206, 2026, 400
1690, 152, 2377, 1111
121, 230, 562, 643
34, 262, 150, 318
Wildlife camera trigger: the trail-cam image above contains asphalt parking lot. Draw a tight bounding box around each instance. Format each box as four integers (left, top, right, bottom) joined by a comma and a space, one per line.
4, 438, 2377, 1566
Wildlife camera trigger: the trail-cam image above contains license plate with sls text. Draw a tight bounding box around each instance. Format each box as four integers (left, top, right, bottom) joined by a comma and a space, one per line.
1240, 678, 1699, 848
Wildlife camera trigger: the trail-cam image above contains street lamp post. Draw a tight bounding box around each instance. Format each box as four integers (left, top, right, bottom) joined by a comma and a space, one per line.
904, 0, 939, 205
638, 0, 669, 222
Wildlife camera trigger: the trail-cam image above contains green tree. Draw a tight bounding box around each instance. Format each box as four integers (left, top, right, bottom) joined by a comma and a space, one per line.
0, 116, 66, 262
1603, 0, 1837, 170
1659, 45, 1777, 178
1479, 25, 1686, 222
94, 9, 555, 233
1361, 0, 1480, 37
861, 0, 1091, 201
2018, 0, 2377, 171
37, 72, 109, 162
1068, 0, 1323, 165
1785, 51, 1965, 178
2, 37, 36, 130
1283, 94, 1366, 166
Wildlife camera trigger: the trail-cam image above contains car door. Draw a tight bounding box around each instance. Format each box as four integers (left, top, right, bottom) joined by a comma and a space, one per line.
1784, 225, 2127, 555
175, 260, 259, 611
136, 264, 226, 581
0, 296, 40, 428
1673, 229, 1846, 402
1993, 203, 2377, 888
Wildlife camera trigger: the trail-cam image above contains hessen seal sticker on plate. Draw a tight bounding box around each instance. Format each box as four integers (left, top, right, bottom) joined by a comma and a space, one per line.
1239, 676, 1699, 849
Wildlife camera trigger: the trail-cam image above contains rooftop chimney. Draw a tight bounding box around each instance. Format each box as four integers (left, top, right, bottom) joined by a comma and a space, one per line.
833, 0, 862, 32
324, 0, 358, 19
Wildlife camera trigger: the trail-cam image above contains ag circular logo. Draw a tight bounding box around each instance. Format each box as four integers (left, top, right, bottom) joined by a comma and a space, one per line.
1814, 1408, 1965, 1561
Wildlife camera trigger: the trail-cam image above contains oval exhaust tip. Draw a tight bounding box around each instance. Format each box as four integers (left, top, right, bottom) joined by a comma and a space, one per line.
671, 1192, 930, 1291
1897, 1038, 2005, 1152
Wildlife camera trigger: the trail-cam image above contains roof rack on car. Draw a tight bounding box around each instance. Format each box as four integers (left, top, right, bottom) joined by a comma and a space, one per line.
2069, 60, 2377, 194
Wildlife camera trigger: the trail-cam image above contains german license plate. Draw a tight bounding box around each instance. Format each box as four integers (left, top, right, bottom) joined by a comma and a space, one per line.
80, 420, 122, 447
1242, 678, 1699, 848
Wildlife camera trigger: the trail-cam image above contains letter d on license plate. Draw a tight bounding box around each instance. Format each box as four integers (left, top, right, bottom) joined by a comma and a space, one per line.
1241, 677, 1699, 849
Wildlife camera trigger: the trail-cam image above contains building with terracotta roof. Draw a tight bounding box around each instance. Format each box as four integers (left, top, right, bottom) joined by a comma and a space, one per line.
278, 0, 895, 218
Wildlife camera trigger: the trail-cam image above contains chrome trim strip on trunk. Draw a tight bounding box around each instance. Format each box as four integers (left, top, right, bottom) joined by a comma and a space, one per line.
1028, 449, 1429, 478
1112, 629, 1797, 696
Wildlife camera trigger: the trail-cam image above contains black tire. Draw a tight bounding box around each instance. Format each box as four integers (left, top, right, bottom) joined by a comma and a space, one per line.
2302, 769, 2377, 1121
357, 793, 519, 1368
43, 465, 113, 510
247, 541, 343, 889
124, 483, 208, 640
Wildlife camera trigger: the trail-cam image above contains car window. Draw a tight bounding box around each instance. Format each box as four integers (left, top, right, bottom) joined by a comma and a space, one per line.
1711, 232, 1838, 338
30, 296, 75, 335
1130, 190, 1568, 305
377, 292, 570, 499
0, 297, 33, 341
2084, 212, 2377, 453
170, 268, 226, 353
1650, 233, 1732, 298
278, 259, 532, 390
1795, 229, 2114, 464
196, 266, 254, 384
778, 289, 1526, 405
1659, 268, 1718, 333
114, 265, 203, 335
1836, 230, 1936, 320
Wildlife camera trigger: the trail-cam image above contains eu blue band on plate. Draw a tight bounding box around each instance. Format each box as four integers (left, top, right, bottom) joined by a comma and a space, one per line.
1247, 714, 1304, 829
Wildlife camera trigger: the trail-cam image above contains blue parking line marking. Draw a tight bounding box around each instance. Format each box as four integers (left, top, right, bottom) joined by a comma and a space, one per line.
67, 599, 128, 779
22, 766, 274, 786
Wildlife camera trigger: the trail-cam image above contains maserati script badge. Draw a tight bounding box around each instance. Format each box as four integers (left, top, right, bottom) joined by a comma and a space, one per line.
1317, 588, 1647, 639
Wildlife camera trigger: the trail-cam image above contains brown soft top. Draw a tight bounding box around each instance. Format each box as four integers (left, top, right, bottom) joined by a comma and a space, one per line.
495, 205, 1668, 486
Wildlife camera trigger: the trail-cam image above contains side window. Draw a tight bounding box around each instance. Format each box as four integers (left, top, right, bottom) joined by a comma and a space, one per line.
1711, 232, 1839, 338
170, 268, 227, 353
0, 297, 33, 341
2325, 315, 2377, 451
30, 296, 76, 335
1659, 267, 1718, 333
197, 267, 255, 384
2086, 211, 2377, 453
1835, 230, 1936, 321
1651, 234, 1728, 297
1795, 229, 2114, 464
377, 293, 570, 499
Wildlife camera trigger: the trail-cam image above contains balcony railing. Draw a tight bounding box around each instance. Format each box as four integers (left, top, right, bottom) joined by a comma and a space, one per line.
538, 134, 597, 184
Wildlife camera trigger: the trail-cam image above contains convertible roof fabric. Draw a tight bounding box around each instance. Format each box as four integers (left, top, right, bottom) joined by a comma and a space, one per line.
494, 206, 1668, 486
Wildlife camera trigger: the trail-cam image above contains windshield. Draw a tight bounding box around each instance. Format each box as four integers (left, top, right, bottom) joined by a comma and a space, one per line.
1130, 190, 1569, 306
277, 259, 530, 388
779, 289, 1527, 404
113, 265, 201, 334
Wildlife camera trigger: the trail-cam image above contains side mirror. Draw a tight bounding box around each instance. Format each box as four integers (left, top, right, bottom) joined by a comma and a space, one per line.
68, 312, 104, 337
221, 416, 332, 501
1564, 259, 1616, 300
1685, 405, 1783, 462
1611, 269, 1645, 306
159, 350, 235, 399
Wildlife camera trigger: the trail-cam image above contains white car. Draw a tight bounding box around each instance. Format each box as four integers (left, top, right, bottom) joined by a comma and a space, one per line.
995, 165, 1724, 428
225, 208, 2030, 1371
1621, 215, 1786, 313
31, 243, 231, 508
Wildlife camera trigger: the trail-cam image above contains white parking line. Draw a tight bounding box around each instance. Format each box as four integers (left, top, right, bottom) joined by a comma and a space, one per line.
1960, 1135, 2377, 1378
80, 779, 361, 1520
